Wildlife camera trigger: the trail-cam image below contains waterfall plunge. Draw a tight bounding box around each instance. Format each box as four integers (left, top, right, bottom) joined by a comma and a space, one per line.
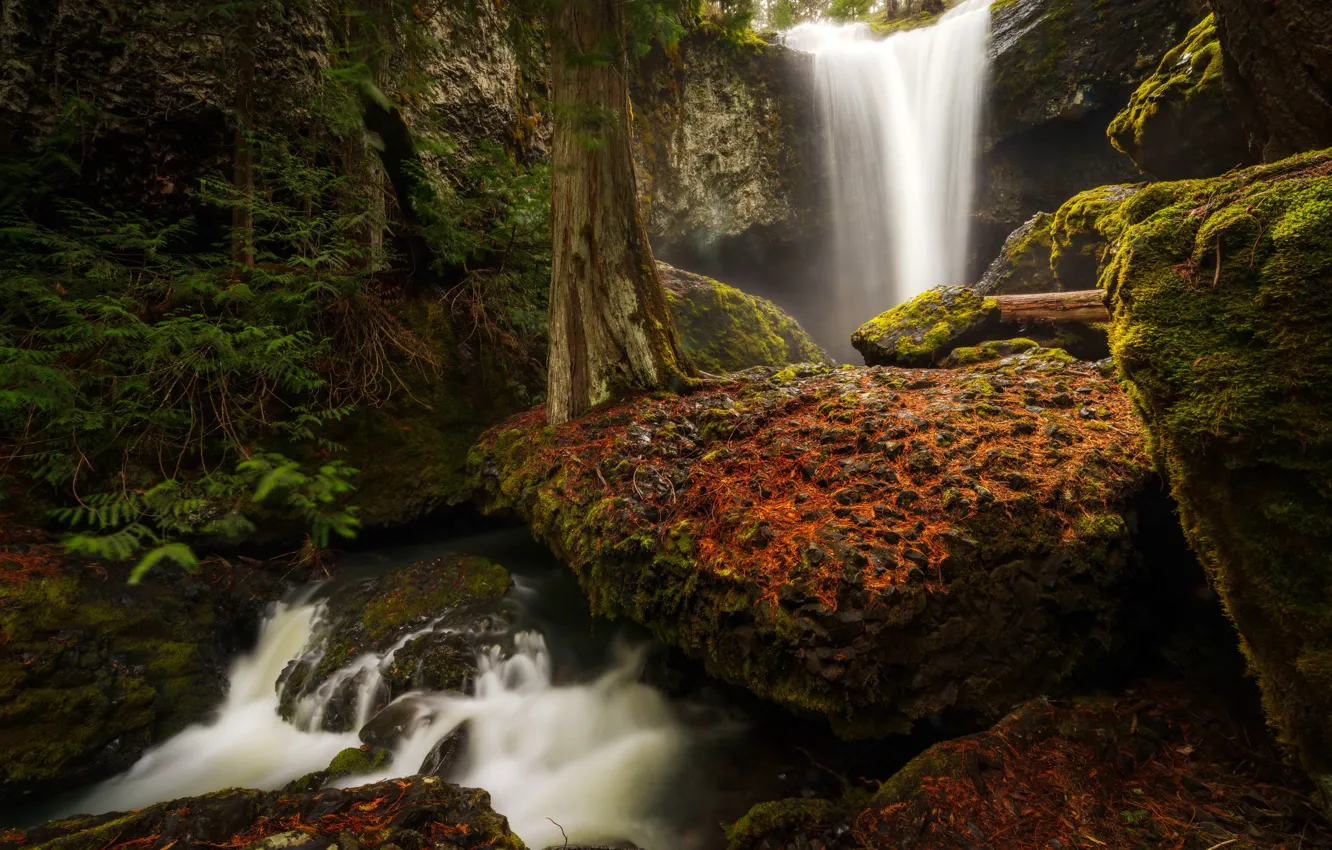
784, 1, 992, 355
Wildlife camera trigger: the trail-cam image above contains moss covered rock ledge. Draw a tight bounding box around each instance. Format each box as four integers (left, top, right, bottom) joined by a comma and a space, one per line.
471, 358, 1152, 736
1100, 149, 1332, 804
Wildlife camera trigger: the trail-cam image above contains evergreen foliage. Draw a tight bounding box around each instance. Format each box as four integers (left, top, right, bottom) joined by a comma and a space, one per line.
0, 0, 552, 579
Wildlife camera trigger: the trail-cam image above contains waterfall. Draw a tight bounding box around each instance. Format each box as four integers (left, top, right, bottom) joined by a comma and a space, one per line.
783, 0, 992, 355
66, 592, 695, 850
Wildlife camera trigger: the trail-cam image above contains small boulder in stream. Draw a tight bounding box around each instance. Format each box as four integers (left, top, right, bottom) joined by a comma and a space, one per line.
471, 357, 1152, 737
276, 556, 511, 733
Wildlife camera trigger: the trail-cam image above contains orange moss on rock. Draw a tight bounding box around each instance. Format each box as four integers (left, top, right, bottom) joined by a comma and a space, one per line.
471, 356, 1153, 736
729, 682, 1332, 849
4, 775, 524, 850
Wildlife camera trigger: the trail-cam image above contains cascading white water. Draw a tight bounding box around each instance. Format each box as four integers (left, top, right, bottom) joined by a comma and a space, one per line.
69, 596, 693, 850
783, 1, 992, 352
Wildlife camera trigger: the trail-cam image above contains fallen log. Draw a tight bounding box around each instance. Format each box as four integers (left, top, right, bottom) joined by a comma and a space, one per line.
853, 285, 1111, 367
995, 290, 1110, 324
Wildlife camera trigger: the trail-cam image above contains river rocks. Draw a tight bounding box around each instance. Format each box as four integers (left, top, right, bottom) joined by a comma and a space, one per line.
1210, 0, 1332, 161
472, 358, 1151, 737
1107, 15, 1250, 180
726, 684, 1327, 849
0, 527, 280, 803
975, 0, 1198, 273
4, 775, 524, 850
276, 556, 511, 732
1097, 150, 1332, 805
660, 263, 828, 374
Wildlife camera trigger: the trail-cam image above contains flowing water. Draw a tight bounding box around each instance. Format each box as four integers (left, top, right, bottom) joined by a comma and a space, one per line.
784, 1, 992, 355
52, 531, 834, 850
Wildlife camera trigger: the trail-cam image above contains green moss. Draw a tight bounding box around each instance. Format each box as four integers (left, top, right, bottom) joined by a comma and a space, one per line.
945, 338, 1040, 365
327, 746, 393, 776
869, 8, 944, 36
1099, 148, 1332, 796
725, 798, 841, 849
851, 287, 999, 366
661, 265, 828, 374
1049, 184, 1144, 289
1107, 15, 1241, 178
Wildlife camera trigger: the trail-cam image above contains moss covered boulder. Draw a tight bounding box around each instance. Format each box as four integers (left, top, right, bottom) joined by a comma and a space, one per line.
852, 286, 1108, 367
3, 775, 524, 850
276, 556, 511, 732
1107, 15, 1251, 180
975, 213, 1060, 296
1049, 183, 1143, 290
1094, 150, 1332, 802
851, 287, 1001, 367
0, 528, 280, 802
472, 358, 1151, 736
659, 263, 828, 374
726, 684, 1323, 849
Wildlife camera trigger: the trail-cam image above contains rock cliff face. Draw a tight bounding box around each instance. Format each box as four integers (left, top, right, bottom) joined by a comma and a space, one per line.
974, 0, 1201, 275
1210, 0, 1332, 161
633, 32, 826, 341
473, 359, 1152, 737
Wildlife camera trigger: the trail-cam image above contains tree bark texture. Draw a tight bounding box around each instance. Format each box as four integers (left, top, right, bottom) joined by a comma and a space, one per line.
1210, 0, 1332, 160
995, 290, 1109, 324
546, 0, 690, 426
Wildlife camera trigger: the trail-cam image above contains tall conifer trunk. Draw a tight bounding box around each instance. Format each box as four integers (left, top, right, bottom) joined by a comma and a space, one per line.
546, 0, 690, 426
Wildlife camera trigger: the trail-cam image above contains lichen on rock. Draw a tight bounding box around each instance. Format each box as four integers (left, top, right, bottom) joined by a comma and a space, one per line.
471, 357, 1151, 737
1096, 148, 1332, 803
1107, 15, 1250, 180
659, 263, 828, 373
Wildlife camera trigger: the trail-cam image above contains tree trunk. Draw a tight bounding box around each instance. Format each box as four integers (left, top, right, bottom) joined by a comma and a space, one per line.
546, 0, 690, 426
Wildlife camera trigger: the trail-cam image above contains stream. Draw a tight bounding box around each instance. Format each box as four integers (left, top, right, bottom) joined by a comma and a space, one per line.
47, 529, 879, 850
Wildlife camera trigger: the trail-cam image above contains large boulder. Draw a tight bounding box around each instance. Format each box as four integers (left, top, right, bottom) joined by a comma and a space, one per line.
975, 0, 1199, 274
1094, 149, 1332, 803
472, 359, 1152, 737
276, 556, 512, 733
726, 685, 1321, 849
0, 528, 280, 803
4, 775, 524, 850
660, 263, 828, 373
1107, 15, 1251, 180
1210, 0, 1332, 161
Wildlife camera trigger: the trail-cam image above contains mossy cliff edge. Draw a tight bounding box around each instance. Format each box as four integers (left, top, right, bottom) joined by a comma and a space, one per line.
1106, 14, 1249, 180
1087, 149, 1332, 801
472, 358, 1151, 736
